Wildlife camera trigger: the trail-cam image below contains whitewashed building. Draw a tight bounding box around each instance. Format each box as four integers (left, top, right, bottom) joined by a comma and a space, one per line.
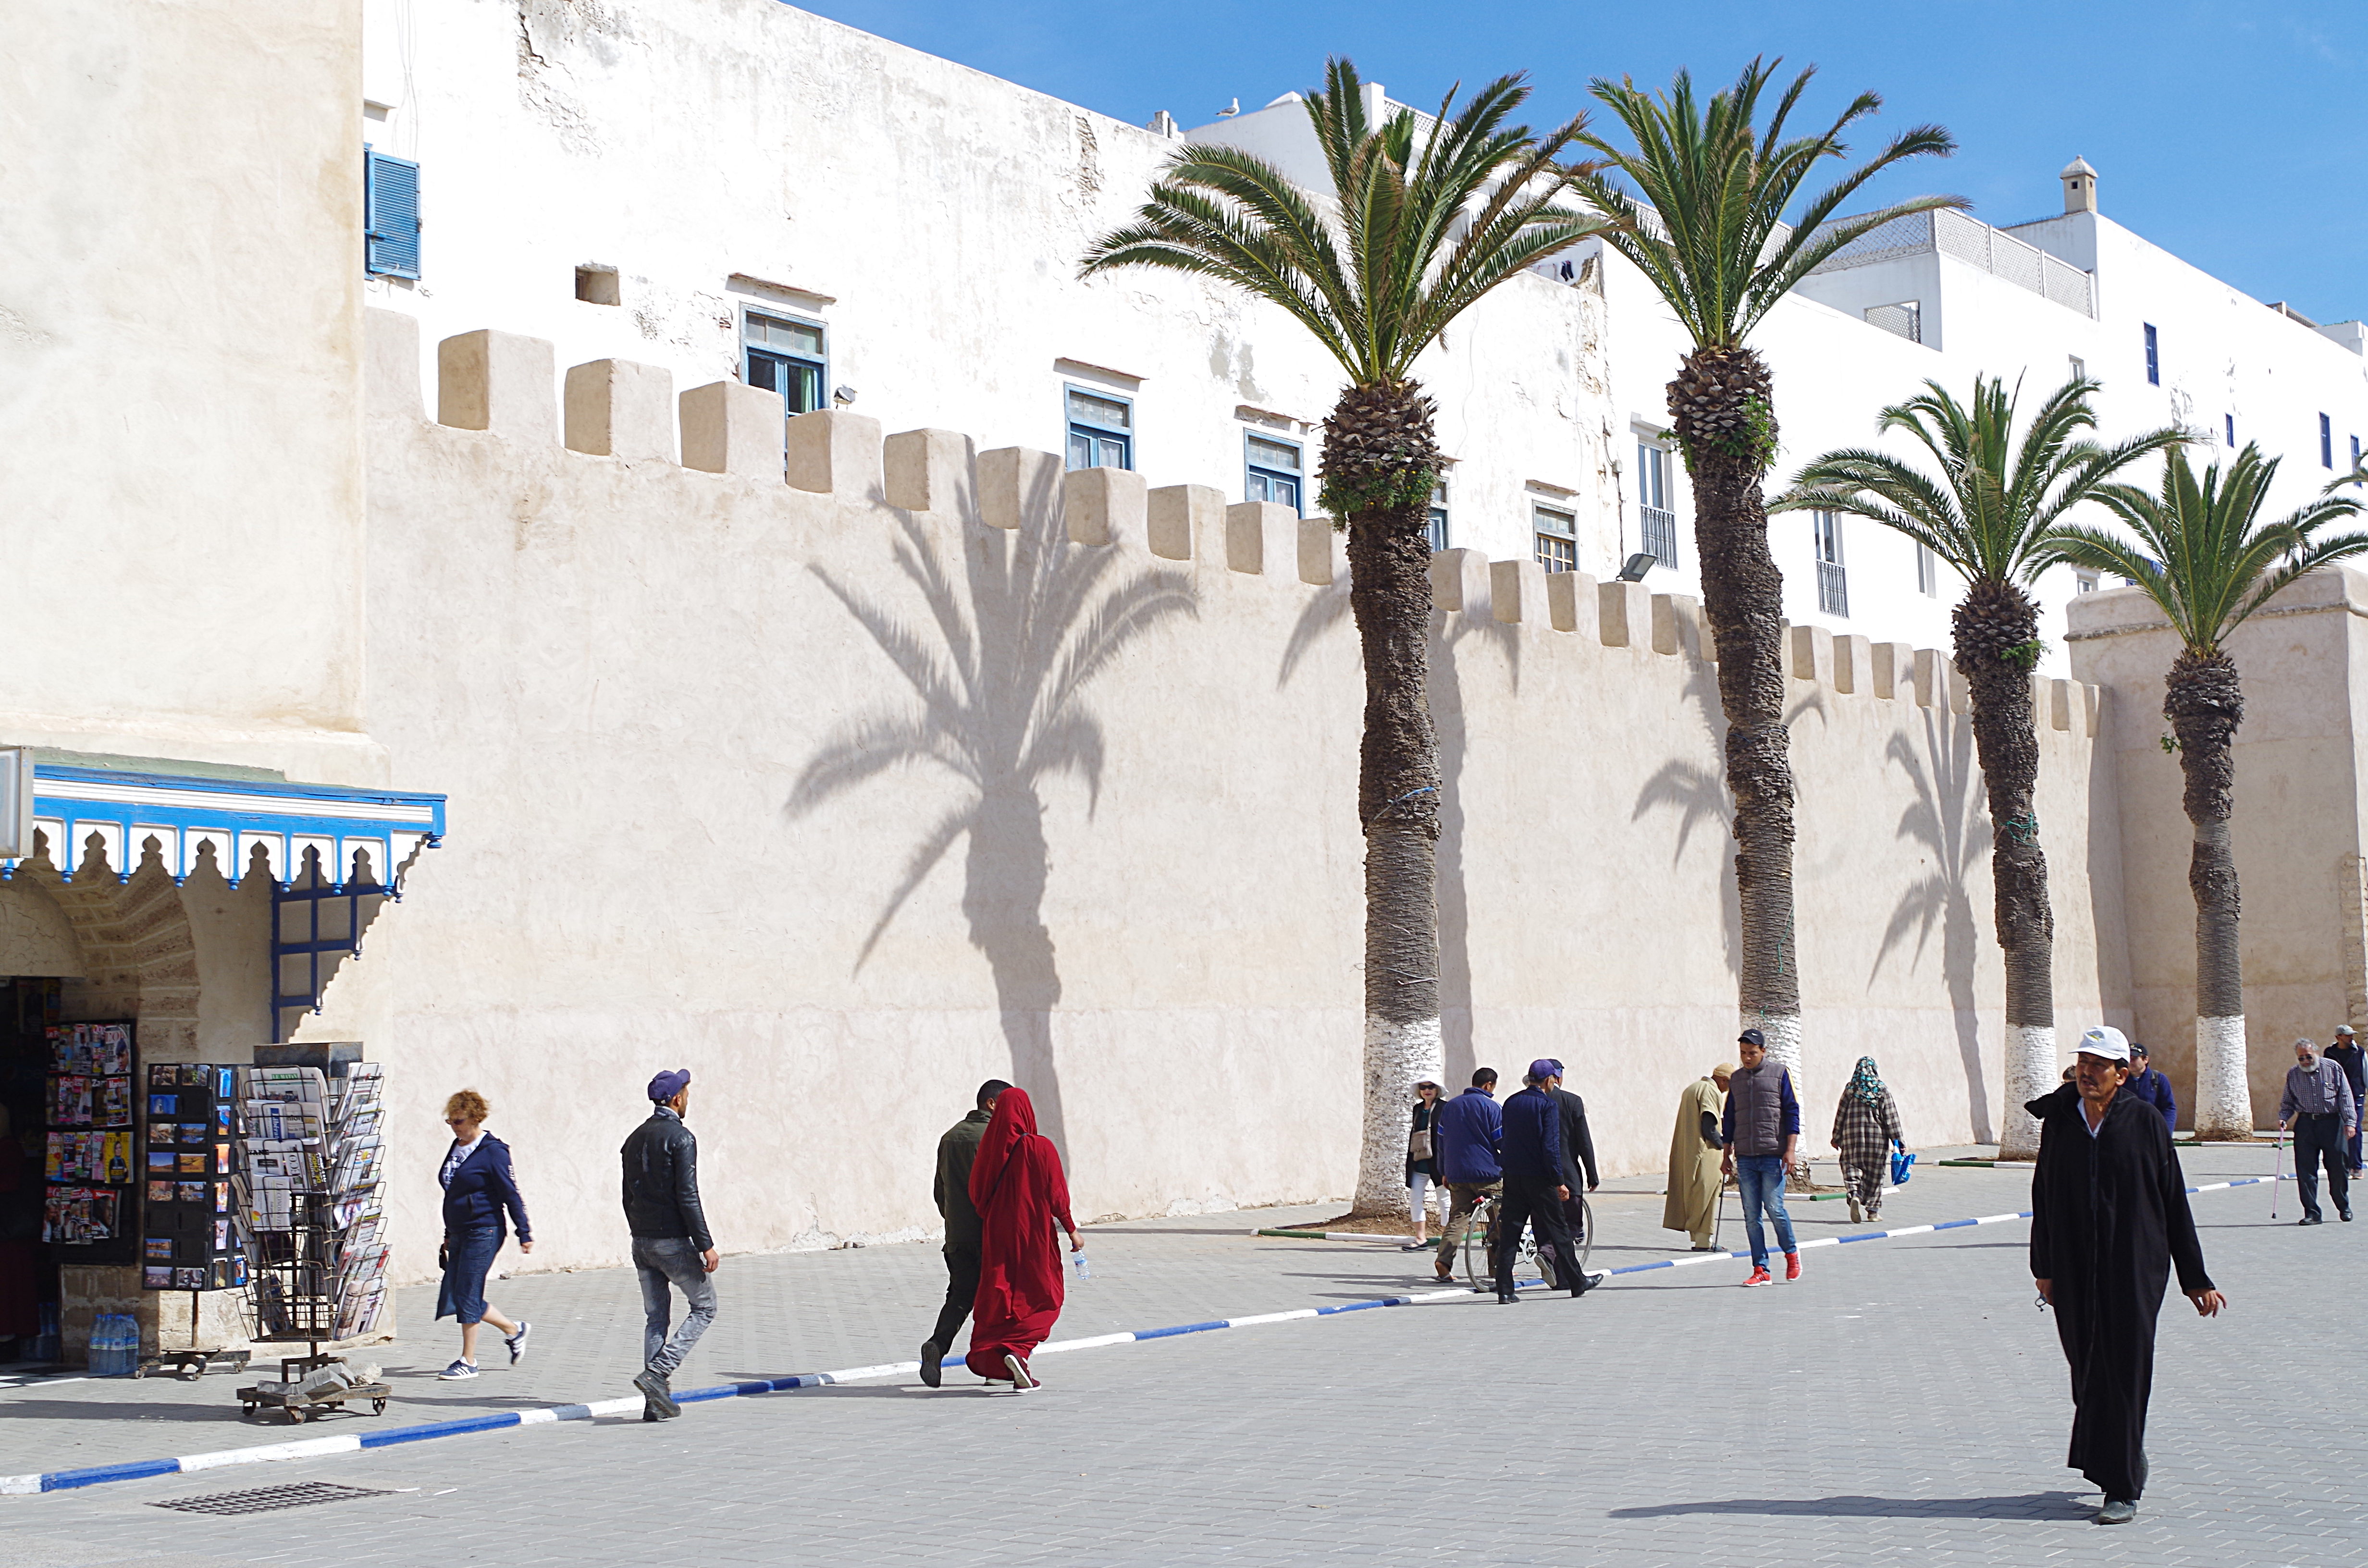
360, 1, 2368, 672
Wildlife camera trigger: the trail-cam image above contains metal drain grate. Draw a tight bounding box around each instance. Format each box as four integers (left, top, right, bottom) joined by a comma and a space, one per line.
151, 1482, 393, 1516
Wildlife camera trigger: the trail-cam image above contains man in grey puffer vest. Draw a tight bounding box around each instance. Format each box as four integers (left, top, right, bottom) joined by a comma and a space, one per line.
1719, 1029, 1802, 1286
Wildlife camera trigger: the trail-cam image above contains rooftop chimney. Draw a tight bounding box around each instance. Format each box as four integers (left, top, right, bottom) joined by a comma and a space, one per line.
2060, 156, 2098, 216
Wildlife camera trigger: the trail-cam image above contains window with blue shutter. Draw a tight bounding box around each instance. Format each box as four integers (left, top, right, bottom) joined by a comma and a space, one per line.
363, 145, 422, 280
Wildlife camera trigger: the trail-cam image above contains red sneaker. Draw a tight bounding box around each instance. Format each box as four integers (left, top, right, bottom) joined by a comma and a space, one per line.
1742, 1266, 1773, 1287
1784, 1251, 1802, 1282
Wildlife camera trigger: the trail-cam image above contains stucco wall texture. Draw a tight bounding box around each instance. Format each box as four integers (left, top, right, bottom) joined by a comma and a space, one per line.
318, 310, 2129, 1284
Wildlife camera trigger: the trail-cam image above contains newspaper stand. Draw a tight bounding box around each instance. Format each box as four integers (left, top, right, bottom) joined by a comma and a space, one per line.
230, 1062, 392, 1423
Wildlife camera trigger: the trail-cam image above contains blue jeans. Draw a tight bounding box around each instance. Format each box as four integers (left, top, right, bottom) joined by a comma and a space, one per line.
632, 1236, 718, 1376
1735, 1155, 1796, 1268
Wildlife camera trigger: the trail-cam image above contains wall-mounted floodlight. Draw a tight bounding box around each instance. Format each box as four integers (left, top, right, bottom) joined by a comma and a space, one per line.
1616, 552, 1657, 582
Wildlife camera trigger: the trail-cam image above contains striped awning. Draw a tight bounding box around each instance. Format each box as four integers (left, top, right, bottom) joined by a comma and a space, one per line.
1, 765, 447, 889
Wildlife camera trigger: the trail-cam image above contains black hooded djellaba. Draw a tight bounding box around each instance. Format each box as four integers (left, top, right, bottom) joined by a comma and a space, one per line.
2026, 1082, 2215, 1503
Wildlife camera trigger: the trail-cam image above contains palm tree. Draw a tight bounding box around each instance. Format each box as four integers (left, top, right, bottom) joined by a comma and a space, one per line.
2038, 446, 2368, 1137
1777, 374, 2183, 1156
1080, 59, 1607, 1214
1568, 61, 1965, 1079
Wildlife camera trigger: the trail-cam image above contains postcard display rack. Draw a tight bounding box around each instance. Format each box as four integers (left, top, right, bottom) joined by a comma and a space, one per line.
43, 1024, 137, 1259
234, 1061, 390, 1380
138, 1059, 255, 1379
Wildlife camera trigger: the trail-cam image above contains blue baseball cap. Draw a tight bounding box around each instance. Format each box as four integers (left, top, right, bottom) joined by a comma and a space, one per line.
647, 1068, 691, 1102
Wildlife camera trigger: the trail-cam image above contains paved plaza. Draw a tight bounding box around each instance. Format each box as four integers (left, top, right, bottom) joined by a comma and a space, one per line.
1, 1143, 2358, 1567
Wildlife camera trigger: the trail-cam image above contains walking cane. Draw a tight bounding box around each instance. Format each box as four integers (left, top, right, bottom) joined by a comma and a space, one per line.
1712, 1173, 1733, 1252
2270, 1134, 2284, 1219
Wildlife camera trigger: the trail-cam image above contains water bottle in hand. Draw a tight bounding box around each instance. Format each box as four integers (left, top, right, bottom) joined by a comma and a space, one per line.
1071, 1250, 1091, 1280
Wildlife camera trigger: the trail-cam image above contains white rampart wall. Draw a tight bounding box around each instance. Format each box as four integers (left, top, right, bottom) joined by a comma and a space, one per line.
321, 311, 2129, 1284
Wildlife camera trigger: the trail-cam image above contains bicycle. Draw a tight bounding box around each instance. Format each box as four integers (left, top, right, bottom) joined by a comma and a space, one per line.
1458, 1191, 1594, 1293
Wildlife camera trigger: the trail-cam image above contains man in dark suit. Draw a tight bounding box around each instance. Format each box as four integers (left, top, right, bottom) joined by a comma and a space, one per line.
1542, 1059, 1601, 1253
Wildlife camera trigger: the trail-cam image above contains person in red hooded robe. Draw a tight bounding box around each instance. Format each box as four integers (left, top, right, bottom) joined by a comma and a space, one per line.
963, 1087, 1080, 1390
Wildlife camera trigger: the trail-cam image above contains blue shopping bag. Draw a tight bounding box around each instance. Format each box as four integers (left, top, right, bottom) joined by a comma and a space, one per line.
1889, 1144, 1915, 1187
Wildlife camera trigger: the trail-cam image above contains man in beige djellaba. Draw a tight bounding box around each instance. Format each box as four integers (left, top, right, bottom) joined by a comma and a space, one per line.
1664, 1064, 1731, 1250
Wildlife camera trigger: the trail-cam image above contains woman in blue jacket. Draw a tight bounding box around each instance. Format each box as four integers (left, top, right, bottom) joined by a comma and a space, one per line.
435, 1089, 534, 1380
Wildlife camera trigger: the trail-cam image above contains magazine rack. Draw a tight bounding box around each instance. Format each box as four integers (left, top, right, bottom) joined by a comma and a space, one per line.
232, 1061, 388, 1393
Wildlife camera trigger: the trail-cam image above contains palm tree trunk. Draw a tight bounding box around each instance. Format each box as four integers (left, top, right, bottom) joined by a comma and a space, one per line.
1955, 580, 2055, 1158
1328, 382, 1446, 1217
2168, 649, 2250, 1138
1672, 350, 1801, 1078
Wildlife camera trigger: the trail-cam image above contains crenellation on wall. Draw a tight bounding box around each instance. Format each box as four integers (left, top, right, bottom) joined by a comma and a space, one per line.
1870, 641, 1914, 701
563, 358, 676, 462
1913, 647, 1946, 709
1545, 572, 1597, 638
1147, 484, 1224, 563
1832, 633, 1872, 695
979, 447, 1063, 532
1489, 558, 1548, 628
1653, 593, 1709, 661
786, 409, 884, 500
1061, 465, 1145, 549
679, 380, 785, 477
1296, 517, 1337, 588
1597, 579, 1649, 648
1427, 548, 1490, 615
883, 428, 975, 514
437, 329, 557, 442
1225, 501, 1299, 579
1789, 624, 1836, 686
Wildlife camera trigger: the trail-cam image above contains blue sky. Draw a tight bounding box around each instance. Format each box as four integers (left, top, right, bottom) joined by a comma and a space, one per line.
797, 0, 2366, 325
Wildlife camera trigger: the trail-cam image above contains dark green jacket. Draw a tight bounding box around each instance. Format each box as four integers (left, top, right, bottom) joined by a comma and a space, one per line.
934, 1110, 992, 1253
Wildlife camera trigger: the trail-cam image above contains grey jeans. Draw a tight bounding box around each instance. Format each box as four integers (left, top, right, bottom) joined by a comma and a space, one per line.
632, 1235, 718, 1376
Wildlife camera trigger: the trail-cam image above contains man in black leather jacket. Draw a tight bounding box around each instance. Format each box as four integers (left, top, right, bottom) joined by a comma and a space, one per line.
622, 1069, 716, 1420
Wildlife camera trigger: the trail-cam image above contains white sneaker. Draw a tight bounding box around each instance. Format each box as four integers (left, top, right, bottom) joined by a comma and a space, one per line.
505, 1322, 532, 1365
1002, 1353, 1038, 1391
438, 1359, 479, 1381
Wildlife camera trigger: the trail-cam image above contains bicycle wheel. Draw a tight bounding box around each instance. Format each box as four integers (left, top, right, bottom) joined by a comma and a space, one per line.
1573, 1196, 1594, 1274
1461, 1200, 1494, 1293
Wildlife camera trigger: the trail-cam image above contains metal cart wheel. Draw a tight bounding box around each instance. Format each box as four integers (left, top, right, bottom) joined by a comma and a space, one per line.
371, 1398, 387, 1415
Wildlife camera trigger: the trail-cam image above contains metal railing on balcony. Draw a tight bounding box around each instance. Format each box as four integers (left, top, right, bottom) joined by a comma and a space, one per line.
1808, 209, 2095, 318
1640, 504, 1678, 568
1816, 561, 1850, 618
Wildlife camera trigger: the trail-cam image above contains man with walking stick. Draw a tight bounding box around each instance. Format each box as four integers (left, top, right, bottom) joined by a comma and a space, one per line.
2029, 1026, 2224, 1525
2278, 1039, 2356, 1225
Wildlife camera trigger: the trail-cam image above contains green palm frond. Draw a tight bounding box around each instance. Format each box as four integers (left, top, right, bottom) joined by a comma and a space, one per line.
1571, 58, 1967, 349
1081, 57, 1611, 388
1775, 373, 2186, 588
2035, 445, 2368, 655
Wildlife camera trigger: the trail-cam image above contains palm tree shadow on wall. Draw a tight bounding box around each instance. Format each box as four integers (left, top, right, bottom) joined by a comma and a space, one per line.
1279, 576, 1517, 1087
1632, 654, 1745, 992
786, 468, 1196, 1153
1873, 708, 1994, 1139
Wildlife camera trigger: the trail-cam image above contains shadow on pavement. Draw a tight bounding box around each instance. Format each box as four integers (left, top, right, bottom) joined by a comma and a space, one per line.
1610, 1491, 2087, 1520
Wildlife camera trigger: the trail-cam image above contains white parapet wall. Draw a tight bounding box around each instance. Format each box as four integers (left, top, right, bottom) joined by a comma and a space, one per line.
319, 310, 2131, 1282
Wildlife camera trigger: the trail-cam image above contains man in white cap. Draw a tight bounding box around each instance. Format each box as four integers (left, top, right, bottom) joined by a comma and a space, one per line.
2028, 1025, 2224, 1526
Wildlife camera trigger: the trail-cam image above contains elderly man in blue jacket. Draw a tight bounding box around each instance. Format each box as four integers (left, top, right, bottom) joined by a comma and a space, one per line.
1494, 1061, 1605, 1303
1429, 1068, 1504, 1284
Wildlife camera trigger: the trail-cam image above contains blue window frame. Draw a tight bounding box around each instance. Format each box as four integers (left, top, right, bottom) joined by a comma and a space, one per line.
2321, 412, 2334, 468
2143, 322, 2159, 386
2353, 435, 2362, 478
1533, 503, 1577, 574
1245, 434, 1303, 514
1065, 387, 1133, 470
743, 310, 826, 416
363, 145, 421, 280
2225, 414, 2235, 448
1427, 480, 1449, 551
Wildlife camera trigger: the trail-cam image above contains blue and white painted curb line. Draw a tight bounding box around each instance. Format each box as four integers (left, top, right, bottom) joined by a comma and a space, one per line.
0, 1172, 2299, 1497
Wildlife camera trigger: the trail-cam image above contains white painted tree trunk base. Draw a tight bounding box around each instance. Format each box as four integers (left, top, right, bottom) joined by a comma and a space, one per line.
1740, 1012, 1803, 1078
2193, 1014, 2253, 1138
1998, 1023, 2056, 1160
1356, 1014, 1443, 1214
